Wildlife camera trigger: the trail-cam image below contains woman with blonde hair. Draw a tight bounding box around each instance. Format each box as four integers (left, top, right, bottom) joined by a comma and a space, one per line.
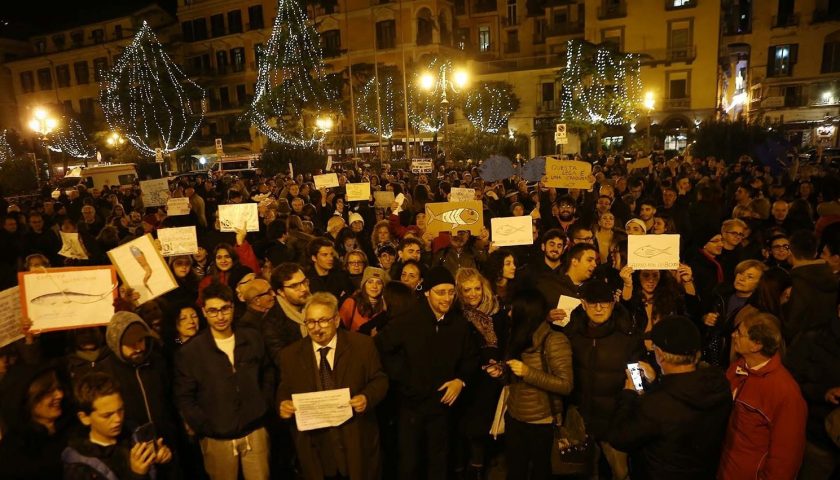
454, 268, 508, 477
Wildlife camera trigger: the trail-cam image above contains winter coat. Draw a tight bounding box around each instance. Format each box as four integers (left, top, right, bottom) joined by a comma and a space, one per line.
62, 436, 147, 480
783, 262, 839, 345
565, 304, 645, 438
718, 353, 807, 480
259, 302, 305, 372
608, 367, 732, 480
506, 322, 573, 424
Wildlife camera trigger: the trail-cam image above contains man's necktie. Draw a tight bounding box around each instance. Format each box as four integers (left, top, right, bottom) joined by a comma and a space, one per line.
318, 346, 335, 390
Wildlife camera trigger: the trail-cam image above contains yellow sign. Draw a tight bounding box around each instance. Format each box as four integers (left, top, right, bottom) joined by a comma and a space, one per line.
346, 183, 371, 202
425, 201, 484, 236
544, 158, 592, 189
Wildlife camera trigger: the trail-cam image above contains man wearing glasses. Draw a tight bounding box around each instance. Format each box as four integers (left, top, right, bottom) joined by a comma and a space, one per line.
718, 219, 748, 284
238, 278, 277, 331
263, 262, 313, 372
278, 292, 388, 479
174, 282, 274, 480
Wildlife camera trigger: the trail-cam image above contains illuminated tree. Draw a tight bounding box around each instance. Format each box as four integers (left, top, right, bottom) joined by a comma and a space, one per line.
464, 82, 519, 133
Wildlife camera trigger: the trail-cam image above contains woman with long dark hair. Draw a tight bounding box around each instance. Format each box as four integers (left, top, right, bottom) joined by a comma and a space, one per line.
197, 243, 255, 305
482, 249, 517, 307
339, 267, 387, 333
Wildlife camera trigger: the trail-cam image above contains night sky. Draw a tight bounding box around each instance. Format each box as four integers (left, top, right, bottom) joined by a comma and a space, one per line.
2, 0, 176, 36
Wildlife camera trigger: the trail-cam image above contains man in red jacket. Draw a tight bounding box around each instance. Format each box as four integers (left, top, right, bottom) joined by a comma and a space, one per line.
718, 313, 808, 480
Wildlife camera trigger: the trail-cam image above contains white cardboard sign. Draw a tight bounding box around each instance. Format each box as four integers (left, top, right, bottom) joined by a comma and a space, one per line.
628, 234, 680, 270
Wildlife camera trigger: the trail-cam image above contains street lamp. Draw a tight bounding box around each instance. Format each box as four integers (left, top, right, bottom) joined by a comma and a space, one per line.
28, 107, 58, 181
315, 116, 333, 155
643, 91, 655, 151
419, 65, 469, 162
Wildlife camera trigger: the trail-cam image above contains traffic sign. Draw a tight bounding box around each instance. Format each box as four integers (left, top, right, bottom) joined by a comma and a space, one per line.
556, 123, 567, 138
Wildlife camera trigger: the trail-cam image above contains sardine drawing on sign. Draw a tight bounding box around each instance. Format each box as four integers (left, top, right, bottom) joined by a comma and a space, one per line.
494, 223, 529, 236
30, 288, 115, 306
633, 245, 672, 258
427, 207, 481, 230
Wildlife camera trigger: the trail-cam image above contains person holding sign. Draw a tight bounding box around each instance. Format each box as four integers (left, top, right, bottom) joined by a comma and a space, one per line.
277, 292, 388, 480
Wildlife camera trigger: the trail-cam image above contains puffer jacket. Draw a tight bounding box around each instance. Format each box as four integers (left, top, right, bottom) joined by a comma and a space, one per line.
565, 304, 645, 438
507, 322, 573, 424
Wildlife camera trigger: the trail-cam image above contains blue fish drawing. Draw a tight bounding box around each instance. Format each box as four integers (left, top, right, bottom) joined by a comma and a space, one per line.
633, 245, 671, 258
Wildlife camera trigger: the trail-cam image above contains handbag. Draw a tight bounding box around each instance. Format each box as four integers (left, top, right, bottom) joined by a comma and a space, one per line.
540, 333, 595, 476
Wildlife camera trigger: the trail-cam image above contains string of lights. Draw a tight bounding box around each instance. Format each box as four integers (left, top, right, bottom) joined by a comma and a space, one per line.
47, 117, 96, 159
356, 73, 399, 139
560, 40, 642, 125
100, 21, 205, 157
408, 57, 455, 134
464, 82, 518, 134
0, 130, 14, 163
248, 0, 336, 147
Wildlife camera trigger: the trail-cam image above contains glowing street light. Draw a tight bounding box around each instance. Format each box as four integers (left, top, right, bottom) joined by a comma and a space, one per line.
29, 106, 58, 180
419, 72, 435, 91
315, 116, 333, 132
417, 64, 470, 161
643, 91, 656, 151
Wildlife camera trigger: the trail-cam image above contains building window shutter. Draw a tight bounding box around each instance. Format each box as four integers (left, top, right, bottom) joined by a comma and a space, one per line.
767, 46, 776, 76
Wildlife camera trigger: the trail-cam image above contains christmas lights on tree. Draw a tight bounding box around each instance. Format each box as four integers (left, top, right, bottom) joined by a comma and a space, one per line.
0, 130, 14, 163
464, 82, 519, 133
48, 117, 96, 158
560, 40, 642, 125
408, 57, 460, 134
248, 0, 336, 147
356, 69, 401, 139
100, 21, 205, 157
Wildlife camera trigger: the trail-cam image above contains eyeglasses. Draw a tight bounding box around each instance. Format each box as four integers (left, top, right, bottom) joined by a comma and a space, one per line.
771, 244, 790, 251
304, 317, 335, 330
724, 231, 745, 238
587, 301, 614, 310
347, 261, 366, 266
205, 304, 233, 318
283, 278, 310, 291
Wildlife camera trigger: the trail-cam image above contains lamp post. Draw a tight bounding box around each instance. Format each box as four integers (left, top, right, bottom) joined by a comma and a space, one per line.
643, 91, 655, 152
419, 64, 469, 163
315, 116, 333, 157
28, 107, 58, 182
106, 132, 126, 163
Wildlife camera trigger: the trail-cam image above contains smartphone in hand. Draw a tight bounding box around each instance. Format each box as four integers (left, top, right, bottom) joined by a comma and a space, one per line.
131, 422, 157, 450
627, 363, 644, 392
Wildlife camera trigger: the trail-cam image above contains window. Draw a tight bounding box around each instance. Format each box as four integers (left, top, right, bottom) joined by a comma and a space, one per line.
79, 98, 95, 121
541, 82, 555, 102
376, 20, 396, 49
668, 20, 692, 60
20, 71, 34, 93
62, 100, 73, 114
70, 31, 84, 47
322, 30, 341, 57
52, 34, 66, 50
92, 29, 104, 44
236, 84, 247, 106
456, 28, 470, 49
666, 71, 690, 109
211, 14, 226, 37
37, 68, 52, 90
507, 0, 517, 24
230, 47, 246, 71
114, 25, 123, 39
506, 30, 519, 52
768, 44, 797, 77
34, 38, 46, 53
671, 0, 694, 7
455, 0, 465, 15
75, 61, 90, 85
417, 9, 434, 45
216, 50, 228, 74
670, 78, 687, 98
478, 26, 491, 52
823, 32, 840, 73
182, 21, 195, 42
228, 10, 243, 33
193, 18, 208, 40
56, 65, 70, 88
601, 27, 623, 51
93, 57, 108, 81
248, 5, 264, 30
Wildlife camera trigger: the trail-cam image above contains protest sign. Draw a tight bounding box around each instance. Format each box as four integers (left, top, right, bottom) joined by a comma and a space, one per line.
491, 216, 533, 247
59, 232, 88, 260
628, 234, 680, 270
449, 187, 476, 202
544, 158, 593, 189
140, 178, 170, 207
19, 266, 117, 332
425, 201, 484, 236
166, 197, 191, 216
628, 157, 652, 172
218, 203, 259, 232
108, 234, 177, 305
0, 287, 22, 348
373, 191, 395, 208
313, 173, 339, 189
157, 226, 199, 256
346, 183, 371, 202
411, 158, 433, 174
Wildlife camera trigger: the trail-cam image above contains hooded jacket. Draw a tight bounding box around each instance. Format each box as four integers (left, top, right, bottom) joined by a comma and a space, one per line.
783, 262, 839, 344
608, 366, 733, 479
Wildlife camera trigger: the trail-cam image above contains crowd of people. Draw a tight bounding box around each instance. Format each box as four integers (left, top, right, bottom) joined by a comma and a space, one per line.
0, 150, 838, 480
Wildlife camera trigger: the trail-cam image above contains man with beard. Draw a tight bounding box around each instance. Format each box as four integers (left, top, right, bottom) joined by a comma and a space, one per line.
174, 282, 273, 479
517, 228, 566, 293
103, 312, 181, 478
546, 195, 579, 233
264, 262, 311, 372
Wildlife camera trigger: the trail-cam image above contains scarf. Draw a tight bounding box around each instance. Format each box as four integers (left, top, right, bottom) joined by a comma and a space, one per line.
277, 296, 308, 337
463, 307, 498, 348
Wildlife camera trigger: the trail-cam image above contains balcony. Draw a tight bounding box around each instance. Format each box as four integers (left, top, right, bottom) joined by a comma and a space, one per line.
538, 100, 557, 114
504, 40, 520, 53
772, 13, 799, 28
322, 47, 343, 58
813, 8, 840, 23
665, 0, 696, 11
664, 98, 691, 110
502, 16, 519, 27
666, 45, 697, 62
545, 22, 584, 37
598, 3, 627, 19
474, 0, 497, 13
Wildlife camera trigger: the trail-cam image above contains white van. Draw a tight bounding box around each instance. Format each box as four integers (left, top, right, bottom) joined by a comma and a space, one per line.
58, 163, 139, 190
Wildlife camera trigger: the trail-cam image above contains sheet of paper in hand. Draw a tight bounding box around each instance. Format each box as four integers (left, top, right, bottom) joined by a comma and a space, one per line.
19, 266, 117, 333
218, 203, 259, 232
346, 183, 371, 202
107, 234, 177, 305
59, 232, 88, 259
491, 216, 533, 246
157, 226, 199, 256
628, 234, 680, 270
373, 191, 395, 208
425, 201, 484, 236
449, 187, 476, 202
313, 173, 339, 189
140, 178, 171, 207
292, 388, 353, 432
555, 296, 581, 327
166, 197, 191, 216
0, 287, 23, 348
544, 158, 593, 189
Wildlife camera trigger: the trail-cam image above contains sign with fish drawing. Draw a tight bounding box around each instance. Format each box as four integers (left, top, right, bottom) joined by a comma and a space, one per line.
19, 266, 118, 332
491, 216, 533, 247
0, 286, 23, 348
425, 201, 484, 236
107, 234, 178, 305
140, 178, 171, 207
628, 234, 680, 270
544, 158, 593, 190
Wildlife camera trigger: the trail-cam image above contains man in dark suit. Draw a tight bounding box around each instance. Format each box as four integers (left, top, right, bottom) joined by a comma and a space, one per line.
278, 292, 388, 480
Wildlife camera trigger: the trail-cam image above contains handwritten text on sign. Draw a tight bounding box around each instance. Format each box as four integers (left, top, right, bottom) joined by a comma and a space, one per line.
544, 158, 592, 189
627, 234, 681, 270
